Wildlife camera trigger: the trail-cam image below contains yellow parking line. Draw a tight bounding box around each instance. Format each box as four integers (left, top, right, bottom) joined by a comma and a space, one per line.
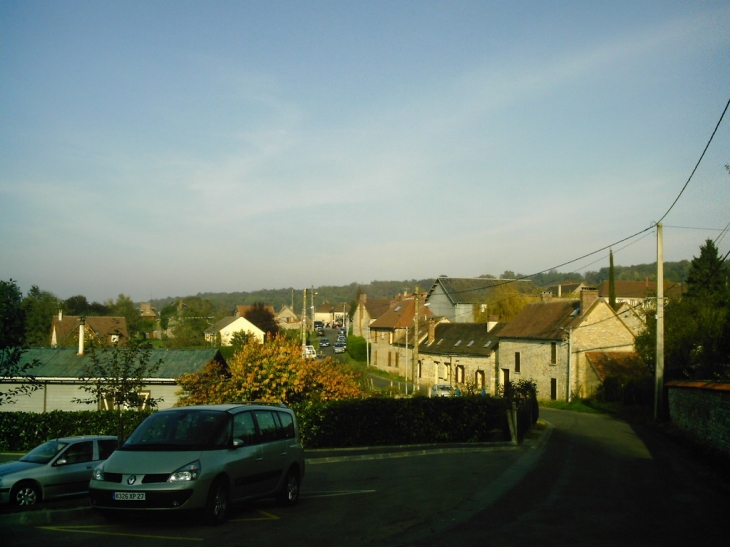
36, 525, 203, 541
232, 510, 280, 522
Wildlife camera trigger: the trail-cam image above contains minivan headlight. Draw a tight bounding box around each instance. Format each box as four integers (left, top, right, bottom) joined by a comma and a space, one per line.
92, 464, 105, 481
168, 460, 201, 482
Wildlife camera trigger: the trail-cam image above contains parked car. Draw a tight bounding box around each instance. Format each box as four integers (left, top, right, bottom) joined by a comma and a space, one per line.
430, 384, 455, 398
0, 435, 118, 507
319, 337, 330, 347
333, 342, 346, 354
89, 403, 305, 525
304, 345, 317, 359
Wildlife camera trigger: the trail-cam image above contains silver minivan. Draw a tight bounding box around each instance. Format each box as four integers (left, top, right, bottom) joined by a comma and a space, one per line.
89, 403, 305, 525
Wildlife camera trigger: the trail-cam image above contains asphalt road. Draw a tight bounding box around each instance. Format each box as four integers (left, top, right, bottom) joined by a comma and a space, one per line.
398, 408, 730, 546
3, 408, 729, 546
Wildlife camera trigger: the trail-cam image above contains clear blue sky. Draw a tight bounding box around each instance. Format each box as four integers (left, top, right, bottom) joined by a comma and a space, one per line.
1, 1, 729, 303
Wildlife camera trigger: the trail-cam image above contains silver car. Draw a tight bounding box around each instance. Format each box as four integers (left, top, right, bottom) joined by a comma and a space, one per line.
430, 384, 455, 398
89, 403, 305, 525
0, 435, 118, 506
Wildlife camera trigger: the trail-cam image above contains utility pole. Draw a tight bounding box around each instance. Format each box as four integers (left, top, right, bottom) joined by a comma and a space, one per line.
301, 288, 307, 355
413, 286, 420, 395
655, 222, 665, 421
404, 326, 409, 395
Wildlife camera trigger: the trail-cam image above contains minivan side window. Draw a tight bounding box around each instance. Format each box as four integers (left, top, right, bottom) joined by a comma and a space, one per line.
276, 411, 295, 439
254, 410, 280, 443
233, 411, 258, 445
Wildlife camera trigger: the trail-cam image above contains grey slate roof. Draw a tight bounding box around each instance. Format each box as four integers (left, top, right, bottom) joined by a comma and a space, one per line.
426, 276, 534, 305
15, 348, 225, 381
419, 322, 505, 356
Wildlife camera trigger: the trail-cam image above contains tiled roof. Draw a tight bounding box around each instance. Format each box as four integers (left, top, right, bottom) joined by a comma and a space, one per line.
52, 316, 129, 345
595, 280, 686, 299
16, 348, 226, 380
585, 352, 648, 382
363, 298, 391, 319
498, 300, 580, 340
420, 322, 505, 356
369, 299, 433, 330
203, 316, 237, 334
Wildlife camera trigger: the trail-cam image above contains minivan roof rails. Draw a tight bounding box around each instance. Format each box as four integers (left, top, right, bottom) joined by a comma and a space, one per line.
228, 401, 288, 408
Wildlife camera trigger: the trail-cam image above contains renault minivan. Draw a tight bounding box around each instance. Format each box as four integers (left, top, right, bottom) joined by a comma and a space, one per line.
89, 403, 304, 525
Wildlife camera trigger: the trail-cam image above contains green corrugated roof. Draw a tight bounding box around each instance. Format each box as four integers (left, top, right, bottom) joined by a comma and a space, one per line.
15, 348, 225, 380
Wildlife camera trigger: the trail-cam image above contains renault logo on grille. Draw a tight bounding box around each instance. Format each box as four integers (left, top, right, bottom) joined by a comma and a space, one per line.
127, 475, 137, 485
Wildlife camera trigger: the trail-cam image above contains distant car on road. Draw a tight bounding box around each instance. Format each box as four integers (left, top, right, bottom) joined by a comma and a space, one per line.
0, 435, 118, 506
319, 338, 330, 347
333, 342, 346, 354
430, 384, 455, 398
304, 345, 317, 359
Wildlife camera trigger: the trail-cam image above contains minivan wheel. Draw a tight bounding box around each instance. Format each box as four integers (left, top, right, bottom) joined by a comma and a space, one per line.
204, 478, 229, 526
276, 467, 300, 506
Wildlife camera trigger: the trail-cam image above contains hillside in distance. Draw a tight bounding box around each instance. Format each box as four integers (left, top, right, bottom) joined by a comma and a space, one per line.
148, 259, 693, 314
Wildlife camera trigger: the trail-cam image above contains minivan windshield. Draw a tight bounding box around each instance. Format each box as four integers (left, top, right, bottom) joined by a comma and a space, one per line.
122, 409, 231, 451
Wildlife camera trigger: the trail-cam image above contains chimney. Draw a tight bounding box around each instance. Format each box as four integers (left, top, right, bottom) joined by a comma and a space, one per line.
486, 315, 498, 332
77, 317, 86, 355
557, 284, 562, 297
359, 293, 367, 304
541, 291, 551, 303
428, 319, 436, 344
58, 309, 63, 321
580, 288, 599, 316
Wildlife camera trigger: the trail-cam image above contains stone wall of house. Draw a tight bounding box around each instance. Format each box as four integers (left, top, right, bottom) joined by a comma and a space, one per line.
666, 381, 730, 456
498, 339, 570, 401
572, 302, 635, 397
418, 354, 496, 394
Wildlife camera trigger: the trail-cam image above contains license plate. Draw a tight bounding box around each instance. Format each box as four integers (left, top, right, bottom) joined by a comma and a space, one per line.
113, 492, 146, 501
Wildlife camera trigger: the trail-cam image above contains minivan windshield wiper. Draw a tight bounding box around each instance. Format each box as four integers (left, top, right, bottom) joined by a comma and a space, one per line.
122, 442, 197, 451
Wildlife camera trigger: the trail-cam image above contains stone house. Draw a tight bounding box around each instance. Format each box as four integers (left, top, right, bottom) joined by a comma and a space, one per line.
351, 294, 392, 338
497, 288, 637, 401
51, 311, 129, 348
3, 347, 226, 413
203, 316, 266, 345
425, 276, 533, 323
368, 296, 433, 379
417, 319, 505, 394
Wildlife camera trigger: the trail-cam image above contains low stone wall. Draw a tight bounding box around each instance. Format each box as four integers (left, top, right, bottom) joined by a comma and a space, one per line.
666, 381, 730, 456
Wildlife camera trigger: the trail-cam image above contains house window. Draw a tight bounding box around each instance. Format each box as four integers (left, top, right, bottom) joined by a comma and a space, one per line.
388, 352, 392, 367
551, 342, 557, 364
551, 378, 557, 400
395, 352, 399, 369
455, 365, 465, 383
514, 352, 521, 373
475, 370, 485, 389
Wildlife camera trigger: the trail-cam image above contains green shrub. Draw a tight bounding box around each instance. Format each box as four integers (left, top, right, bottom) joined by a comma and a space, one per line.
1, 396, 513, 452
0, 410, 152, 452
292, 396, 508, 448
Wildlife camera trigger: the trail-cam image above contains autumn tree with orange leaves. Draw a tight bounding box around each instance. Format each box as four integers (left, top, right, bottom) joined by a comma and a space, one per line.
175, 334, 365, 405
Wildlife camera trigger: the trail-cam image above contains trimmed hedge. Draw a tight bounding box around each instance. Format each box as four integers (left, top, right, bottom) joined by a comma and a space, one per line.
292, 396, 509, 448
0, 410, 152, 452
0, 396, 512, 452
